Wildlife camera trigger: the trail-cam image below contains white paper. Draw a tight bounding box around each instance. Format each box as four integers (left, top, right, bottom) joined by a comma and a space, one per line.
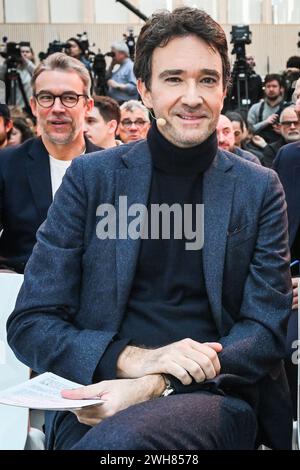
0, 372, 104, 410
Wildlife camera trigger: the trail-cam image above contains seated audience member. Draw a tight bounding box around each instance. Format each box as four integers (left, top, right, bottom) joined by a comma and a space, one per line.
261, 106, 300, 168
8, 118, 34, 146
7, 7, 292, 451
273, 77, 300, 419
118, 100, 150, 143
226, 111, 265, 161
216, 115, 261, 164
225, 111, 246, 148
0, 104, 13, 150
106, 41, 139, 104
84, 96, 121, 148
243, 131, 268, 161
8, 105, 27, 118
0, 53, 101, 273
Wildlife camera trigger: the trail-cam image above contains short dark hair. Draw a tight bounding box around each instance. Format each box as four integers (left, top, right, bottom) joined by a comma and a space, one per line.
12, 118, 34, 143
264, 74, 284, 87
225, 111, 246, 133
93, 96, 121, 125
0, 103, 11, 121
134, 7, 230, 91
286, 56, 300, 70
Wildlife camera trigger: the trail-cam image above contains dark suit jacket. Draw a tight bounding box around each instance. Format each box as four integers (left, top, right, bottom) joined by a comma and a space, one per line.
0, 136, 101, 272
261, 137, 285, 169
273, 141, 300, 248
7, 142, 293, 449
233, 146, 261, 165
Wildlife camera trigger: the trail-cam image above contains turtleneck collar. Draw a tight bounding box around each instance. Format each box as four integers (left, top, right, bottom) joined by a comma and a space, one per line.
147, 121, 218, 176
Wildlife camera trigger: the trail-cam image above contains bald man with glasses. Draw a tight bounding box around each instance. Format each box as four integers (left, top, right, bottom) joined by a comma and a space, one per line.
0, 53, 102, 273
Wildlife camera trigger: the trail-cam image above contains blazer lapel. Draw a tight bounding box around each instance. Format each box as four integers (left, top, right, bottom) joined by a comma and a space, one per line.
203, 151, 235, 334
26, 138, 53, 221
115, 141, 152, 318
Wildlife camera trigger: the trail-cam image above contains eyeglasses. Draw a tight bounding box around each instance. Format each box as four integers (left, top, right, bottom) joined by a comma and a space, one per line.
281, 120, 300, 127
34, 92, 88, 109
120, 119, 148, 129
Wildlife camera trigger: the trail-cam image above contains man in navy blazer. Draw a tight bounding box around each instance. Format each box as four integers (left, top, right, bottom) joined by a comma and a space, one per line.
7, 8, 292, 450
273, 78, 300, 417
0, 53, 101, 273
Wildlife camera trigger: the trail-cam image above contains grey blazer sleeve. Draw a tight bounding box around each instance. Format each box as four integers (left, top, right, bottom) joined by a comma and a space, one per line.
6, 159, 116, 385
215, 170, 292, 387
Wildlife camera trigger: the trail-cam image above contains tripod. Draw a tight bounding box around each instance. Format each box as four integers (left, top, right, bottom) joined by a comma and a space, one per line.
5, 66, 32, 117
231, 62, 251, 112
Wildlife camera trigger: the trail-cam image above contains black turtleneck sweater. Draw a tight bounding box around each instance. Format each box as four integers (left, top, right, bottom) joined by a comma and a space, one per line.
94, 123, 219, 382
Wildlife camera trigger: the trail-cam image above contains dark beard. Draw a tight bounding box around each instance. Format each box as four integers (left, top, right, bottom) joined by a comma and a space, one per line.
267, 95, 280, 103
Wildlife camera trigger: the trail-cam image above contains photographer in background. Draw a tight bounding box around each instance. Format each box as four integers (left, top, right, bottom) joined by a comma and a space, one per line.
282, 56, 300, 102
67, 37, 92, 71
245, 55, 263, 105
247, 74, 288, 144
0, 42, 36, 111
106, 41, 138, 104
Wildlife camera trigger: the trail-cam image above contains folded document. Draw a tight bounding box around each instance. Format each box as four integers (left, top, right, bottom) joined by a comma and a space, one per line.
0, 372, 103, 410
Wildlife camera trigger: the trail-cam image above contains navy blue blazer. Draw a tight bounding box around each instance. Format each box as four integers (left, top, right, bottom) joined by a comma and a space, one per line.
7, 142, 293, 449
0, 136, 101, 272
273, 141, 300, 248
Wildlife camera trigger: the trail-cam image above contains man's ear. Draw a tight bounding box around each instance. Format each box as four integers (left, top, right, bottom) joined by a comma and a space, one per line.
86, 97, 94, 114
221, 87, 227, 107
5, 119, 13, 133
137, 79, 153, 110
30, 96, 37, 118
108, 119, 118, 136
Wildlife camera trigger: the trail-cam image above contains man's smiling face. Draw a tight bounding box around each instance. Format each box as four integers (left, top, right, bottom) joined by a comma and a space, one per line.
138, 35, 226, 148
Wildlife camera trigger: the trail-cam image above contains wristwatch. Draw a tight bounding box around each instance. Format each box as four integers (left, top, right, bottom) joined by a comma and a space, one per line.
160, 374, 175, 397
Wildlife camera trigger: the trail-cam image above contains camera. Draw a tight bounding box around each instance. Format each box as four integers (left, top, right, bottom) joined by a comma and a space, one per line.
38, 40, 70, 61
92, 51, 116, 96
74, 32, 89, 54
0, 38, 31, 69
231, 25, 252, 58
225, 25, 255, 111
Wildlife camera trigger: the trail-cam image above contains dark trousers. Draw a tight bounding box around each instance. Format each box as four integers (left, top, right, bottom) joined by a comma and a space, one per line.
49, 391, 257, 450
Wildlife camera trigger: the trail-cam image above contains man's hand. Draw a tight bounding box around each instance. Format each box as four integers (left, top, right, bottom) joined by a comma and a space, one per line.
107, 79, 125, 90
292, 277, 299, 310
265, 114, 279, 126
61, 375, 165, 427
116, 339, 223, 385
252, 135, 267, 149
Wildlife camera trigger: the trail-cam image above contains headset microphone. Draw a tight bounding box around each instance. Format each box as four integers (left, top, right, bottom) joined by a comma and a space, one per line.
148, 109, 167, 127
156, 117, 167, 127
